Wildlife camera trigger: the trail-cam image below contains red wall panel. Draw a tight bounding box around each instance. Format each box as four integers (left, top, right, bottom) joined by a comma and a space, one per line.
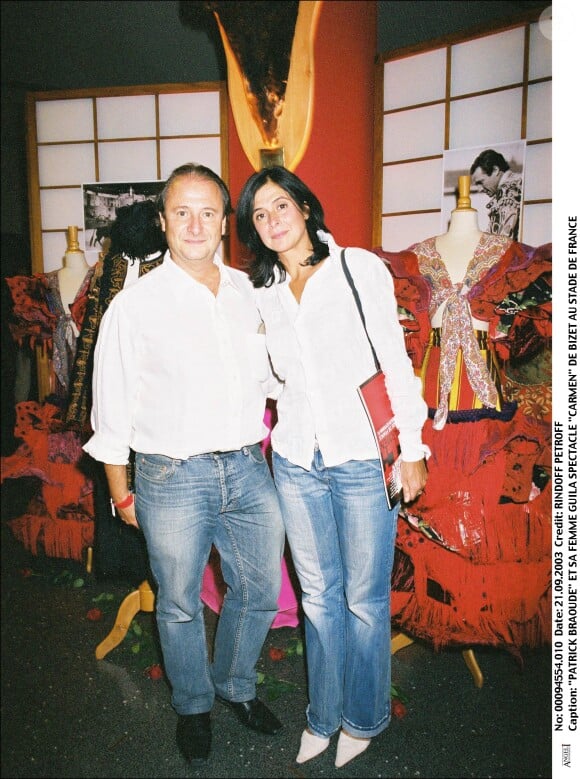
227, 1, 377, 268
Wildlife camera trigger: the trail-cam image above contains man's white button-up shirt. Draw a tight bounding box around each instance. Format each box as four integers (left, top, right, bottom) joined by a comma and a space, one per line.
84, 253, 272, 465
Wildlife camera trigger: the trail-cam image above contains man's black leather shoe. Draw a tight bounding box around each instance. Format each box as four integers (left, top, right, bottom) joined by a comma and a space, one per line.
176, 712, 212, 764
218, 696, 283, 735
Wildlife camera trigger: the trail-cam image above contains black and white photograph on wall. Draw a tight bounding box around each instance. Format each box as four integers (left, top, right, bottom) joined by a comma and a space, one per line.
441, 140, 526, 241
83, 180, 164, 253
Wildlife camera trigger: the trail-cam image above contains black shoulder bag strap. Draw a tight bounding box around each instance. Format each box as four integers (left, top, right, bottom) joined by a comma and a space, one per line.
340, 248, 381, 373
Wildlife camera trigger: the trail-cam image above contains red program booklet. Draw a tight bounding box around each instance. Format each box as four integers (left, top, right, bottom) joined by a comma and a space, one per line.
357, 370, 402, 510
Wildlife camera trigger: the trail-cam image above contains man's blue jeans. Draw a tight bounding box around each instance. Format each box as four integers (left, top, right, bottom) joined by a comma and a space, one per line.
273, 448, 397, 739
135, 444, 285, 715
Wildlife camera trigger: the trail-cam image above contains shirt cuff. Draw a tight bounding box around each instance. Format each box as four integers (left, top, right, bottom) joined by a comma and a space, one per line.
399, 433, 431, 463
83, 433, 130, 465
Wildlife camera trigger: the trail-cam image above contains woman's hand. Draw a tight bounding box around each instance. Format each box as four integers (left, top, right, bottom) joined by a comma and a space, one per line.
400, 458, 428, 504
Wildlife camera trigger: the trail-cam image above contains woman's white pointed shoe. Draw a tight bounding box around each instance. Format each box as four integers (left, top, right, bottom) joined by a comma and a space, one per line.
296, 729, 330, 763
335, 730, 371, 768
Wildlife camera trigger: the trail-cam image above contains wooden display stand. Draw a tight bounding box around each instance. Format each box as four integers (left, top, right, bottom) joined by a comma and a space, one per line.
95, 580, 154, 660
94, 582, 483, 688
391, 632, 484, 688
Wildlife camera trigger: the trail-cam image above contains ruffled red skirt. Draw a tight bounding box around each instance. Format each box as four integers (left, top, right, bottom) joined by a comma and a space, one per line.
392, 335, 552, 657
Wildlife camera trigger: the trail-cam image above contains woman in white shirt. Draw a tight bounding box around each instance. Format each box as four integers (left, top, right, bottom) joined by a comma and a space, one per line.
236, 166, 428, 769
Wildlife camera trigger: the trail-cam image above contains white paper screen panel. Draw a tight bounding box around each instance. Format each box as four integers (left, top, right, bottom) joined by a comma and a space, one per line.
523, 142, 552, 201
160, 138, 221, 180
375, 17, 551, 250
526, 82, 552, 141
36, 99, 94, 143
522, 203, 551, 248
383, 48, 447, 110
450, 28, 525, 95
38, 144, 96, 187
381, 213, 442, 252
529, 21, 552, 79
159, 92, 221, 135
28, 83, 226, 274
96, 95, 157, 139
40, 189, 85, 231
449, 89, 523, 148
42, 232, 72, 273
98, 141, 159, 181
383, 104, 445, 162
382, 159, 442, 214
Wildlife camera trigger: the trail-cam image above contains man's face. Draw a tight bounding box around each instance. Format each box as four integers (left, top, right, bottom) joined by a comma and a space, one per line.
471, 165, 502, 196
160, 174, 226, 271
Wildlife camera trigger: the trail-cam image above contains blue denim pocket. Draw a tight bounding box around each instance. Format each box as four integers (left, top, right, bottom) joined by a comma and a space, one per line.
245, 443, 266, 465
135, 453, 179, 483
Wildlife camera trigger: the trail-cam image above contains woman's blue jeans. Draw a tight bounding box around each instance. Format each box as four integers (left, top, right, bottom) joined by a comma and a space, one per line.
273, 448, 397, 739
135, 444, 285, 716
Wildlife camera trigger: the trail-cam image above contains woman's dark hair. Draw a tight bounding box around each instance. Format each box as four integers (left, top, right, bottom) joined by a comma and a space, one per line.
236, 166, 330, 287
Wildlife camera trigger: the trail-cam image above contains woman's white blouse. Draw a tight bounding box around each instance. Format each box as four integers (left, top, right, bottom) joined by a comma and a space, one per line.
256, 233, 428, 469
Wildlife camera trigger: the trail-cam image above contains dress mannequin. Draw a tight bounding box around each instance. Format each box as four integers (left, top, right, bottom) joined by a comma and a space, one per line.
2, 226, 96, 566
58, 227, 90, 337
6, 225, 95, 402
431, 175, 487, 329
373, 177, 552, 661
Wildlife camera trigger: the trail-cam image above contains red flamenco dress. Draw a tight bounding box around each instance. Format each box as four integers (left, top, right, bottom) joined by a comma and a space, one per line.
6, 268, 94, 402
1, 401, 94, 561
374, 234, 552, 658
3, 270, 95, 562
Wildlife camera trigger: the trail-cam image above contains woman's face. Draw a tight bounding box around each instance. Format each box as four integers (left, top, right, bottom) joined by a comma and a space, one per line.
251, 180, 311, 256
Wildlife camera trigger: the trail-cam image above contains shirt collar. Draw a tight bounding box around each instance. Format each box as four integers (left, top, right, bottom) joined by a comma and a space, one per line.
163, 249, 235, 288
215, 254, 238, 288
318, 229, 338, 255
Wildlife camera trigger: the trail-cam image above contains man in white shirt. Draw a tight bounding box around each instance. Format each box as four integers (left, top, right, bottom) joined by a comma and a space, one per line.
83, 163, 285, 766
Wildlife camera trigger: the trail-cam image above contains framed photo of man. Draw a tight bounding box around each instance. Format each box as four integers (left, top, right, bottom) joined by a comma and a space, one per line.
441, 140, 526, 241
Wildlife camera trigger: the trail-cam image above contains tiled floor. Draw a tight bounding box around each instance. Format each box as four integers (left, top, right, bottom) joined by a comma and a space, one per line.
1, 477, 551, 779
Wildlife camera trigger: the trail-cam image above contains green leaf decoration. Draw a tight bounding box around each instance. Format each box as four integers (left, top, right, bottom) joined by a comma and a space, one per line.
390, 683, 408, 704
284, 637, 304, 656
53, 570, 72, 584
256, 673, 299, 701
92, 592, 115, 603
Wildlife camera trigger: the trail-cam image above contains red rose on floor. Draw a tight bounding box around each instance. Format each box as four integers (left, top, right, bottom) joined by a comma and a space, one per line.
86, 608, 103, 621
20, 568, 33, 578
268, 647, 286, 661
391, 698, 407, 719
146, 664, 164, 680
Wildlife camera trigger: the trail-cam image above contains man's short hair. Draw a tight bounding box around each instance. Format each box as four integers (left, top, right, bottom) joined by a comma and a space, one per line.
470, 149, 510, 176
157, 163, 232, 217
